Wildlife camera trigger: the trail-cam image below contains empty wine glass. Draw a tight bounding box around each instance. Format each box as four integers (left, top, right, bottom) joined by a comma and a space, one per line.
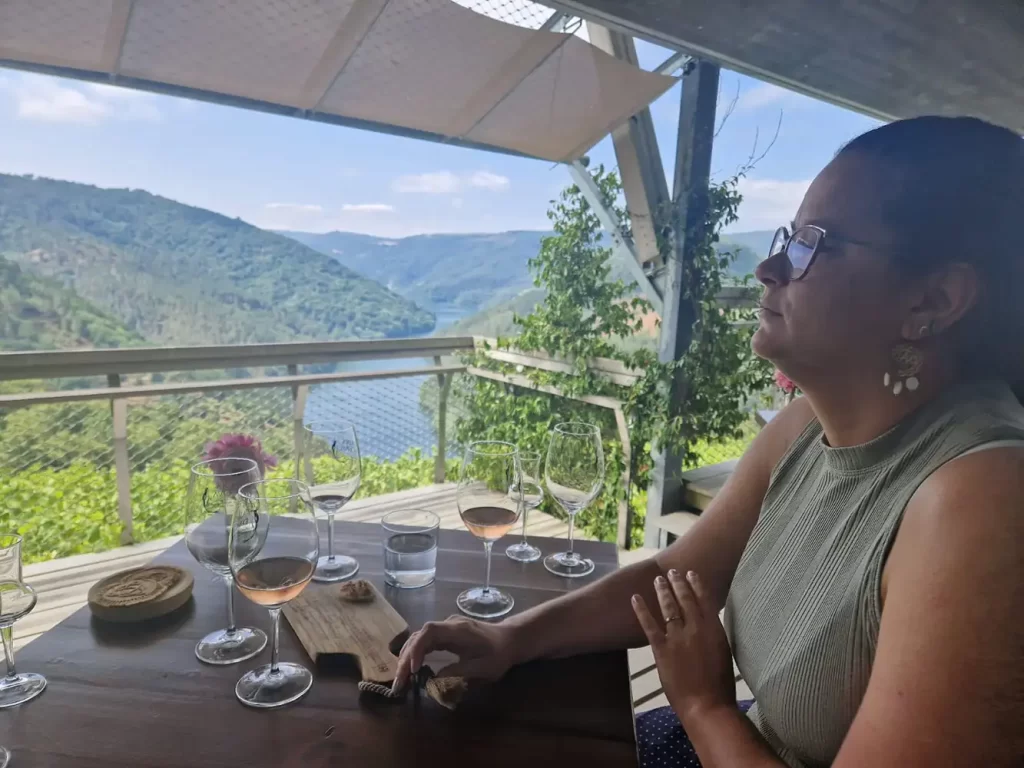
231, 478, 319, 709
456, 441, 523, 618
302, 421, 361, 583
543, 423, 605, 578
505, 450, 543, 563
184, 457, 267, 665
0, 534, 46, 709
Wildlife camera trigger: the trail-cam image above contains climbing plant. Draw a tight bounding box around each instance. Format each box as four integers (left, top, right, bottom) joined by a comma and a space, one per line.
452, 164, 772, 547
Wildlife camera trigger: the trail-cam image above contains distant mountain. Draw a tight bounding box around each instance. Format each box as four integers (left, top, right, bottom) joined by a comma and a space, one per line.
720, 231, 773, 276
0, 174, 433, 347
280, 230, 548, 313
281, 229, 766, 318
0, 255, 145, 351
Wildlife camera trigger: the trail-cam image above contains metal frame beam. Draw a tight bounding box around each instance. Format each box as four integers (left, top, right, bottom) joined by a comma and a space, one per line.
567, 160, 663, 318
645, 58, 720, 547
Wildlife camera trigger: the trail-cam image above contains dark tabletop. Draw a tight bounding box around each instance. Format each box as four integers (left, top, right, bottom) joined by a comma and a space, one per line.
0, 520, 637, 767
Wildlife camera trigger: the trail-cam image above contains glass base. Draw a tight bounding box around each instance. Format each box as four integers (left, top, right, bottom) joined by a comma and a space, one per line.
313, 554, 359, 583
0, 745, 8, 768
505, 541, 542, 563
195, 626, 267, 665
0, 671, 47, 709
543, 551, 595, 578
236, 662, 313, 709
457, 586, 514, 619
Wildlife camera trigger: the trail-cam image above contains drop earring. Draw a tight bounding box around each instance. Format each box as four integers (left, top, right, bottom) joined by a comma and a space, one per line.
883, 324, 929, 395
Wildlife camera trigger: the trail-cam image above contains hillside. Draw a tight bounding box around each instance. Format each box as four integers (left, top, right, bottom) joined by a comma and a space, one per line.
283, 229, 766, 317
281, 229, 547, 313
0, 174, 434, 346
0, 255, 145, 351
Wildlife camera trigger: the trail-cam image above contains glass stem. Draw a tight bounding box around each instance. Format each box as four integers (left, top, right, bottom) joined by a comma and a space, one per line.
225, 578, 237, 635
1, 625, 16, 680
483, 541, 493, 594
268, 608, 281, 674
327, 512, 335, 561
567, 514, 576, 557
520, 505, 530, 544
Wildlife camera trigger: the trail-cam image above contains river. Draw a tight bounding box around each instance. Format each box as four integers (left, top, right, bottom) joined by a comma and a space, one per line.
303, 303, 470, 461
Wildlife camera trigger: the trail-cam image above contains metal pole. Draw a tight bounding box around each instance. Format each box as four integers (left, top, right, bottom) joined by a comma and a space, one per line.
645, 58, 720, 548
434, 356, 452, 484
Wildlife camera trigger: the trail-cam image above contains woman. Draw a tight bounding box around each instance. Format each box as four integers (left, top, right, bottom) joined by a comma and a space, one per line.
394, 116, 1024, 767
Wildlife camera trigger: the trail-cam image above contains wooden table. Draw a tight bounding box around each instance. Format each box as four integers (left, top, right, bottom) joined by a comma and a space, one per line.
1, 521, 636, 767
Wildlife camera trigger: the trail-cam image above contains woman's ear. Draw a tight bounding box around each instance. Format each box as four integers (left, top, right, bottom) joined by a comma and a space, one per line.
903, 263, 980, 340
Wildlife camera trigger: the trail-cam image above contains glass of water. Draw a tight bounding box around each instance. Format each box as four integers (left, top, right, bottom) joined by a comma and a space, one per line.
382, 509, 439, 589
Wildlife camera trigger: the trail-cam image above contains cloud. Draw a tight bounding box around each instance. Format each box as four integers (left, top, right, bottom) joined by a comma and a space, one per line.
468, 170, 510, 191
735, 83, 798, 112
265, 202, 324, 213
451, 197, 464, 209
341, 203, 394, 213
392, 171, 461, 194
6, 74, 162, 124
392, 170, 510, 194
731, 177, 812, 231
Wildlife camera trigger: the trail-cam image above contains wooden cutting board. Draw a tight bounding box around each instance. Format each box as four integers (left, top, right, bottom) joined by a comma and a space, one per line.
283, 580, 407, 683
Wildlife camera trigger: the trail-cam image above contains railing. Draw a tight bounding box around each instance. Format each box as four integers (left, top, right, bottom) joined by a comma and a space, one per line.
0, 338, 474, 557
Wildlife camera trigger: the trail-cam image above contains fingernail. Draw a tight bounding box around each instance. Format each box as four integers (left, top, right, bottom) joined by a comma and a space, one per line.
655, 575, 666, 585
668, 569, 679, 578
631, 594, 640, 604
686, 570, 696, 583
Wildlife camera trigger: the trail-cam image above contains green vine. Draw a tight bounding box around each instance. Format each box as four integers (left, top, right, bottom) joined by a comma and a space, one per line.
453, 164, 771, 547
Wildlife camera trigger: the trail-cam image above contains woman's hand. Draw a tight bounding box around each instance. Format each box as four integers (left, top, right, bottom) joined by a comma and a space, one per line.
631, 569, 737, 723
392, 615, 517, 693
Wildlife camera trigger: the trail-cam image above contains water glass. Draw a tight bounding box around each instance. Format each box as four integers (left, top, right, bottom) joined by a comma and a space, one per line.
0, 534, 47, 710
382, 509, 439, 589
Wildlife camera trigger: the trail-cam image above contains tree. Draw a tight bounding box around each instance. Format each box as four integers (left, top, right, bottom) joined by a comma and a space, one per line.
453, 165, 771, 546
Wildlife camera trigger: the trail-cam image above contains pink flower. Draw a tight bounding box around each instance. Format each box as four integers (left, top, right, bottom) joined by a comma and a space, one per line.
774, 369, 797, 395
203, 433, 278, 489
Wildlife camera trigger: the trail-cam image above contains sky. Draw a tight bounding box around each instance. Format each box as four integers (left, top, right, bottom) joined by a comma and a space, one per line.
0, 37, 880, 240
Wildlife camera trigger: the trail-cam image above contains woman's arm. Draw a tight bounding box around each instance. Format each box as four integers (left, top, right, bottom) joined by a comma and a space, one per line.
393, 399, 815, 687
829, 447, 1024, 767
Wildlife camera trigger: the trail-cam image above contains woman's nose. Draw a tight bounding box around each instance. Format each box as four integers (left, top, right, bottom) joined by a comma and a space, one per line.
755, 251, 790, 287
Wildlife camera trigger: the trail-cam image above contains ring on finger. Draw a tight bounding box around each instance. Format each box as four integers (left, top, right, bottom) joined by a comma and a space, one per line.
665, 615, 683, 624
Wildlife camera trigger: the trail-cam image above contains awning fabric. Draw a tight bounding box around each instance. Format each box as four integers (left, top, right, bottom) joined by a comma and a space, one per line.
0, 0, 677, 162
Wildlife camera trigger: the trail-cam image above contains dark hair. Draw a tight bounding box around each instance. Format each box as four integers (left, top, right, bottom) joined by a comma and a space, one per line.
836, 116, 1024, 394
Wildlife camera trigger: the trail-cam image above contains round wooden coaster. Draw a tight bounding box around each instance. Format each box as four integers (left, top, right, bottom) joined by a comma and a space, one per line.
88, 565, 194, 623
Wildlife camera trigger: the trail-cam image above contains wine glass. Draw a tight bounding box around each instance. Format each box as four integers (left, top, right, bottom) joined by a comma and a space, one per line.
505, 450, 544, 563
456, 441, 523, 618
231, 478, 319, 709
302, 421, 361, 583
184, 457, 267, 665
0, 534, 46, 710
543, 422, 605, 578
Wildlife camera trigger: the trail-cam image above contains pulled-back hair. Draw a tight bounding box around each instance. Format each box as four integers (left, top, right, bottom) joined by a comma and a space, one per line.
837, 116, 1024, 395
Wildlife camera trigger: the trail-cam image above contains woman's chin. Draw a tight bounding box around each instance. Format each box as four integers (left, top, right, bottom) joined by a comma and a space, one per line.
751, 325, 784, 362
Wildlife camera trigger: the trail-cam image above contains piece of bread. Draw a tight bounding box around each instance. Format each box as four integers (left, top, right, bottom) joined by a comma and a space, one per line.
337, 579, 375, 603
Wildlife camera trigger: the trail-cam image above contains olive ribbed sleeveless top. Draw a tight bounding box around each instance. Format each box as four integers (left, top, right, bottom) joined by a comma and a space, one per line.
724, 380, 1024, 767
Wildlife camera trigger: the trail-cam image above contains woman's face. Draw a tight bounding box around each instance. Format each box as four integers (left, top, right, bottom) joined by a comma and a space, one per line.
752, 152, 909, 382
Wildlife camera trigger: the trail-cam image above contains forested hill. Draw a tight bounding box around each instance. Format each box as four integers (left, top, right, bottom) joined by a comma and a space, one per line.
0, 255, 146, 351
0, 174, 434, 347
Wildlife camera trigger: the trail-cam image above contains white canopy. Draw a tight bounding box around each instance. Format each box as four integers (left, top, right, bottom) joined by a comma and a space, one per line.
0, 0, 676, 161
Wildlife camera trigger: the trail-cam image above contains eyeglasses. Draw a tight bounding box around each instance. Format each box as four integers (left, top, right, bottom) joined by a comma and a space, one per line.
768, 225, 826, 281
769, 225, 876, 281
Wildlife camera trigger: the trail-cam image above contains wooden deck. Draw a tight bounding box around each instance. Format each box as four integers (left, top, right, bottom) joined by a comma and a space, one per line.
17, 482, 736, 713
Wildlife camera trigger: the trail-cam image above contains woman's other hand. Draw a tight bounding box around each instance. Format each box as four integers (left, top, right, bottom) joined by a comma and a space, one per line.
632, 569, 737, 723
